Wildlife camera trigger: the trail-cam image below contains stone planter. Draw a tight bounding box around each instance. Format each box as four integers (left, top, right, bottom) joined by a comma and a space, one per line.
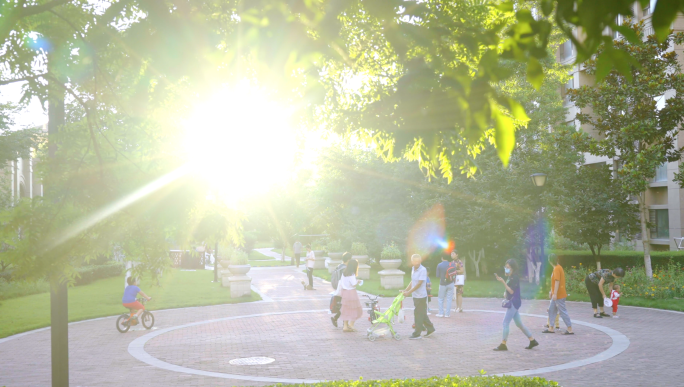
379, 259, 402, 270
328, 252, 344, 260
227, 264, 251, 276
313, 250, 325, 258
352, 255, 369, 265
229, 275, 252, 298
379, 269, 405, 289
313, 256, 327, 270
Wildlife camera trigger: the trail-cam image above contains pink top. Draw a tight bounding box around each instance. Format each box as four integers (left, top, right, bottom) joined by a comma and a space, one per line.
610, 290, 621, 301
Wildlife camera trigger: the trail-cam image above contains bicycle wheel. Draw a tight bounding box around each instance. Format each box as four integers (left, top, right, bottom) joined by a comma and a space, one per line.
141, 311, 155, 329
116, 315, 130, 333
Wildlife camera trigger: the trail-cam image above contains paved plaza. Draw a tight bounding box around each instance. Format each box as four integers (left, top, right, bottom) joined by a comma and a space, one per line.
1, 266, 683, 386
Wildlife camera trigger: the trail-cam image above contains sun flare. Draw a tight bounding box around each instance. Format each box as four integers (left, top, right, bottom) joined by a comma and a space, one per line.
184, 85, 296, 204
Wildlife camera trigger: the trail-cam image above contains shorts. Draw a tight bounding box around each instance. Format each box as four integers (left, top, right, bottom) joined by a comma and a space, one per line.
123, 301, 144, 311
456, 285, 464, 295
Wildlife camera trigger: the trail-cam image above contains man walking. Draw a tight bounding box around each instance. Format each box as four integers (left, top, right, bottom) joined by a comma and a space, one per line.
543, 254, 573, 334
301, 245, 316, 290
404, 254, 435, 339
330, 252, 352, 327
292, 240, 303, 267
435, 252, 454, 318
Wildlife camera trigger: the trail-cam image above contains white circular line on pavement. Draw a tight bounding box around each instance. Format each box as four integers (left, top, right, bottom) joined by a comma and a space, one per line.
127, 309, 630, 384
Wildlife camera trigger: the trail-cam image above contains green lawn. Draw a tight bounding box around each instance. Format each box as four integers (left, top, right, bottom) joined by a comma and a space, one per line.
0, 269, 260, 339
311, 269, 684, 312
249, 250, 275, 260
271, 247, 294, 257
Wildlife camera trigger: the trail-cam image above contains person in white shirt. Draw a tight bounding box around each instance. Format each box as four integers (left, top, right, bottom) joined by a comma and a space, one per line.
403, 254, 435, 339
339, 259, 363, 332
301, 245, 316, 290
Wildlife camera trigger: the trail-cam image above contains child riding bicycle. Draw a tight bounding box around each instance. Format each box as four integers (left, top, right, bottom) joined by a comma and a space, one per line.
122, 277, 151, 325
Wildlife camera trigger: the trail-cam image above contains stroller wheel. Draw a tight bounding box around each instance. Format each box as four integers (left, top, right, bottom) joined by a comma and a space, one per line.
368, 333, 376, 342
393, 333, 401, 341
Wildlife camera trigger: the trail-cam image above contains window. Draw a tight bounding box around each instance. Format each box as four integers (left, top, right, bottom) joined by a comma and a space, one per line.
650, 209, 669, 239
654, 163, 667, 182
613, 15, 623, 39
559, 40, 574, 60
644, 0, 657, 16
561, 78, 574, 104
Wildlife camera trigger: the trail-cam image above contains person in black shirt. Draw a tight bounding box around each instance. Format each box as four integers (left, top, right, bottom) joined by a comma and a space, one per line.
494, 259, 538, 351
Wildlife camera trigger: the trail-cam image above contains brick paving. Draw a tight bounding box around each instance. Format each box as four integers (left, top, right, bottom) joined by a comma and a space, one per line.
0, 266, 683, 386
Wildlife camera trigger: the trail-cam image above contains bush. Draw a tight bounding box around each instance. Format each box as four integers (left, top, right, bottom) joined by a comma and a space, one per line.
380, 242, 402, 260
74, 262, 125, 286
243, 231, 258, 253
352, 242, 368, 256
552, 250, 684, 270
565, 262, 684, 300
0, 278, 50, 300
226, 246, 249, 265
272, 375, 557, 387
326, 239, 344, 253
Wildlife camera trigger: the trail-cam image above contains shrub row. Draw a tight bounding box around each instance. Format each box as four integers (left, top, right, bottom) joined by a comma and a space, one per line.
565, 263, 684, 300
73, 262, 125, 286
551, 250, 684, 271
271, 375, 557, 387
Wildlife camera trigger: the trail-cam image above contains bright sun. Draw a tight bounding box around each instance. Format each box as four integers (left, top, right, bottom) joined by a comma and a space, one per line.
184, 84, 296, 203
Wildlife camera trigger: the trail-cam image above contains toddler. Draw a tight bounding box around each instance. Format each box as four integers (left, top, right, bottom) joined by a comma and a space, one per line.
610, 284, 622, 318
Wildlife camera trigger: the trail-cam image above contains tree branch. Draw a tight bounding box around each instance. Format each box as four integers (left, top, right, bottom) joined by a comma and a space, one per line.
0, 74, 46, 86
18, 0, 72, 18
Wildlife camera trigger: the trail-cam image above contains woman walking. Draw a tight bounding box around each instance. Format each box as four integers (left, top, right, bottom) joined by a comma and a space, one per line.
584, 267, 625, 318
494, 259, 539, 351
451, 250, 465, 313
339, 259, 363, 332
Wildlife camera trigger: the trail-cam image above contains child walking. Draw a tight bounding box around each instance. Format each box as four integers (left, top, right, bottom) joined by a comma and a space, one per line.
611, 284, 622, 318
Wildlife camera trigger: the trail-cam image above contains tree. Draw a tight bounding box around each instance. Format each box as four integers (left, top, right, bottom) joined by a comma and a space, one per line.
549, 162, 639, 269
569, 22, 684, 277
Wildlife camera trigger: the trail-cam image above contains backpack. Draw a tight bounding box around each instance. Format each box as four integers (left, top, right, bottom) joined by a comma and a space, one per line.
331, 264, 346, 289
446, 261, 459, 283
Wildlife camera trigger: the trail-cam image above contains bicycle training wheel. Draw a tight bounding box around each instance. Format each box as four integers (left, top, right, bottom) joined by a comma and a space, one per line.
141, 311, 155, 329
116, 315, 130, 333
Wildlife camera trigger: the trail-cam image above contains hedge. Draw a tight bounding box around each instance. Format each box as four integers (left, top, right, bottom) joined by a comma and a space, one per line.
272, 375, 557, 387
73, 262, 125, 286
550, 250, 684, 270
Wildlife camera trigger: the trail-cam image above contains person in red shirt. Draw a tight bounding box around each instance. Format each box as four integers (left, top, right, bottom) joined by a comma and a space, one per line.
611, 284, 622, 318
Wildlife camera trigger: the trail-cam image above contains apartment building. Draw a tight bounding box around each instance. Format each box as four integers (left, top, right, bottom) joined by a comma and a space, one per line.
559, 1, 684, 251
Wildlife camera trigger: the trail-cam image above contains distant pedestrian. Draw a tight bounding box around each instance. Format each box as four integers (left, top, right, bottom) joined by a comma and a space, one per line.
527, 246, 541, 285
330, 252, 352, 327
584, 267, 625, 318
451, 250, 465, 313
404, 254, 435, 340
339, 259, 363, 332
436, 252, 454, 318
610, 284, 622, 318
425, 266, 433, 315
494, 259, 538, 351
301, 245, 316, 290
542, 254, 573, 335
293, 240, 303, 267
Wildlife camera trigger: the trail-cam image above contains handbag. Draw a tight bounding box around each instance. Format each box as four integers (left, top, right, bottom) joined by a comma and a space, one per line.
604, 297, 613, 308
501, 298, 512, 309
454, 275, 465, 286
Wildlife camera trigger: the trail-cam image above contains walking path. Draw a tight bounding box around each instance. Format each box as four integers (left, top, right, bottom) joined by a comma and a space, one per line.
1, 266, 682, 386
253, 247, 290, 261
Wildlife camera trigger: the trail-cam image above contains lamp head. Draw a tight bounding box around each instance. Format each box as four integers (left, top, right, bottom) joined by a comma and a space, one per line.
531, 173, 547, 187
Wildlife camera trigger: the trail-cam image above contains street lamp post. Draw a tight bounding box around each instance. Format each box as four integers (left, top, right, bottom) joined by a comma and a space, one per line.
531, 173, 547, 282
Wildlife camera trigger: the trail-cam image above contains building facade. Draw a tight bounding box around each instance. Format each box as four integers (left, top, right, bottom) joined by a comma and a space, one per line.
559, 2, 684, 251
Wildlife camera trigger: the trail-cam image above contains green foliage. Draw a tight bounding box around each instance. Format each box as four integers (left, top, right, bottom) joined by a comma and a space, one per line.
380, 242, 402, 260
565, 263, 684, 300
73, 262, 124, 286
351, 242, 368, 256
569, 23, 684, 277
225, 246, 249, 266
0, 277, 50, 301
326, 240, 344, 253
269, 373, 556, 386
553, 250, 684, 269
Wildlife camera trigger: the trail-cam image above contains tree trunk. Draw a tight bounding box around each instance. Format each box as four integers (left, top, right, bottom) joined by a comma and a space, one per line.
469, 250, 481, 277
48, 54, 69, 387
638, 194, 653, 278
590, 244, 601, 270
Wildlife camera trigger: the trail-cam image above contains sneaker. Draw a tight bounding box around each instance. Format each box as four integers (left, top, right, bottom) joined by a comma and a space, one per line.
427, 312, 432, 315
612, 315, 620, 319
444, 314, 450, 318
493, 344, 508, 351
525, 339, 539, 350
331, 317, 338, 327
409, 333, 422, 340
424, 329, 436, 337
458, 308, 464, 313
435, 314, 444, 318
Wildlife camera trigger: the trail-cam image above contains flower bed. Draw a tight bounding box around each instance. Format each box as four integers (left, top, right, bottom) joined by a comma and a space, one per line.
270, 375, 557, 387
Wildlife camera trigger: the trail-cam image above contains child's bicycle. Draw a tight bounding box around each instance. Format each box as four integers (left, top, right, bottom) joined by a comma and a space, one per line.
116, 298, 154, 333
364, 294, 381, 322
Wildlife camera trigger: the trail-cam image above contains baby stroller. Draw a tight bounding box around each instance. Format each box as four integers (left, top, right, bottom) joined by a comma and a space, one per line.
366, 292, 405, 341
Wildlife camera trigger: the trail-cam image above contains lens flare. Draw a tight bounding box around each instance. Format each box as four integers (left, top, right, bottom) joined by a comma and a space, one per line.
406, 204, 445, 260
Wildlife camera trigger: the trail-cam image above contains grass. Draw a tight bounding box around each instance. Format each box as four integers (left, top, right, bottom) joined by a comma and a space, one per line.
249, 250, 275, 260
0, 269, 260, 339
272, 247, 294, 257
312, 268, 684, 312
246, 250, 291, 267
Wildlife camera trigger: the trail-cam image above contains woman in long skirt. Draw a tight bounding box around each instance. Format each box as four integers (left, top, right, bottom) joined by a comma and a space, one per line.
339, 259, 363, 332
